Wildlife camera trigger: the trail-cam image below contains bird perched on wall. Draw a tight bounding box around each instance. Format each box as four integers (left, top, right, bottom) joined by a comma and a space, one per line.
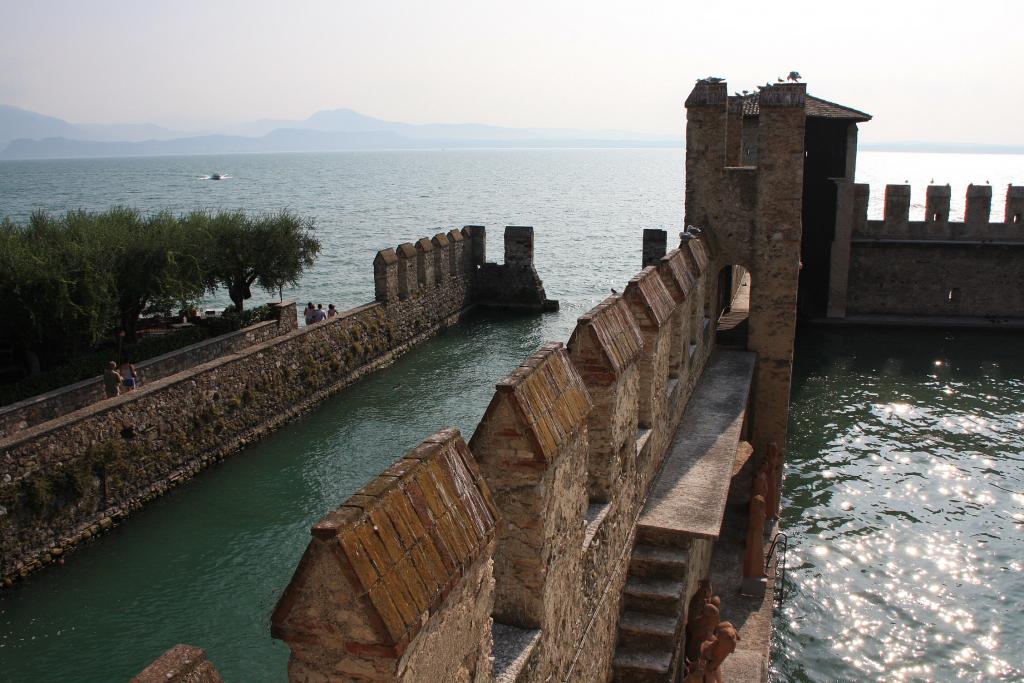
700, 76, 725, 84
787, 71, 802, 82
611, 288, 618, 295
777, 77, 784, 83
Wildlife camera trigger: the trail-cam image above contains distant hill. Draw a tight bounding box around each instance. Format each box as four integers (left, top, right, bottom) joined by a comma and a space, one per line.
0, 105, 684, 159
0, 105, 80, 148
0, 105, 183, 148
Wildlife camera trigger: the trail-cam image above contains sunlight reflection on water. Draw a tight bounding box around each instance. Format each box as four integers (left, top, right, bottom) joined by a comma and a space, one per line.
775, 328, 1024, 682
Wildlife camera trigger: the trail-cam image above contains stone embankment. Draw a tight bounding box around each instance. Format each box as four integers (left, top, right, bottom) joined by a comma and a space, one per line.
0, 225, 552, 585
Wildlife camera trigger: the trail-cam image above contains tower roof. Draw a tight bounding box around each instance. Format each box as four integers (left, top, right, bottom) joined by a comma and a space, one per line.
742, 93, 871, 122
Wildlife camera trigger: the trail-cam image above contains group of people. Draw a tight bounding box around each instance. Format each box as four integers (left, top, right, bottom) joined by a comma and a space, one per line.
103, 360, 140, 398
303, 302, 337, 325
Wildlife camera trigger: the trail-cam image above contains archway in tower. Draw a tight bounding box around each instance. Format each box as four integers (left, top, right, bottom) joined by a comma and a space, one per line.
715, 264, 751, 350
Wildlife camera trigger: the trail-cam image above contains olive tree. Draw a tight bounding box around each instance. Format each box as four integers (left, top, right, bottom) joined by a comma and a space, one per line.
108, 210, 210, 342
204, 210, 320, 311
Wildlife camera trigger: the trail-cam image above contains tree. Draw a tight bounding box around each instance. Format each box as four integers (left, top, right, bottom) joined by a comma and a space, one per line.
0, 212, 119, 371
108, 210, 210, 342
205, 210, 320, 311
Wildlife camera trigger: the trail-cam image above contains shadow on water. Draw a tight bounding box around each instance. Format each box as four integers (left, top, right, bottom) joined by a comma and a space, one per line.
0, 309, 552, 682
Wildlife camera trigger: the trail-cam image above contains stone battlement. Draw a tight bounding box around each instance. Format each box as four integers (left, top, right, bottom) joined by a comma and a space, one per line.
271, 428, 498, 680
829, 182, 1024, 320
846, 182, 1024, 242
376, 225, 556, 312
255, 228, 724, 682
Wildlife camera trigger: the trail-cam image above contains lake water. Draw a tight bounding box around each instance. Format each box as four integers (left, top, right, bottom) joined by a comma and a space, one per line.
0, 149, 1021, 682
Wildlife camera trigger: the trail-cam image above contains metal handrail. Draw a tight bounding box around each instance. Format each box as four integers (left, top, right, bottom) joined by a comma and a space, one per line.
765, 531, 789, 603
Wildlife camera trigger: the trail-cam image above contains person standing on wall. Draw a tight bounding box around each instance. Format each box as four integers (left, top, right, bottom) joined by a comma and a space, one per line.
103, 361, 123, 398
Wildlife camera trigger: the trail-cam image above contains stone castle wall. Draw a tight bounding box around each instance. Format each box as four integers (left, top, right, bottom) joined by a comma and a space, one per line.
0, 226, 550, 584
262, 229, 720, 683
0, 305, 296, 440
684, 80, 805, 454
829, 183, 1024, 319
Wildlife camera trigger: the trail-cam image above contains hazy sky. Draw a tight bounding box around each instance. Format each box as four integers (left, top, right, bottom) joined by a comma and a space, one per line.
1, 0, 1021, 143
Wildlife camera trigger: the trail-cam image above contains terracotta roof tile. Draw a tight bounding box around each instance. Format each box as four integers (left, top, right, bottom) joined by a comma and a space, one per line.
624, 267, 676, 329
490, 343, 592, 463
569, 296, 644, 380
271, 428, 496, 651
657, 249, 696, 302
742, 93, 871, 122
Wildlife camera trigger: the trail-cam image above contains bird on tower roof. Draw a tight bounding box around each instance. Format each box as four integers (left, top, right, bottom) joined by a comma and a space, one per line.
699, 76, 725, 84
787, 71, 802, 82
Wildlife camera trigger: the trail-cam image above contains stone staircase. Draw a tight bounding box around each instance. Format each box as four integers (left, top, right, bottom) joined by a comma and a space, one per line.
611, 532, 691, 682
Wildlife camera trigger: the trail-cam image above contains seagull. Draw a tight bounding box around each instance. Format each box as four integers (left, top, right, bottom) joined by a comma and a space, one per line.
741, 90, 750, 96
702, 76, 725, 84
777, 77, 784, 83
611, 288, 618, 295
787, 71, 802, 82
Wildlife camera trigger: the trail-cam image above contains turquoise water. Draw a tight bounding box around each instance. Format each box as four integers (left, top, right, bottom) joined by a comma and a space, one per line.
0, 150, 1021, 681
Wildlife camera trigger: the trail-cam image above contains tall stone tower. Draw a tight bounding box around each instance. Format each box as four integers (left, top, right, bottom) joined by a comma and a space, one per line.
684, 80, 807, 454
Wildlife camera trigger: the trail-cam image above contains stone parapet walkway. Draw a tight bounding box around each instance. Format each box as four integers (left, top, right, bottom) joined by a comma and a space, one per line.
638, 350, 756, 542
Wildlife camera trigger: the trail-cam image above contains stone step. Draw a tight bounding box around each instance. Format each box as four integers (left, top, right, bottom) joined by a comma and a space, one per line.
629, 543, 688, 579
623, 576, 685, 615
611, 645, 673, 683
635, 524, 693, 550
617, 609, 680, 650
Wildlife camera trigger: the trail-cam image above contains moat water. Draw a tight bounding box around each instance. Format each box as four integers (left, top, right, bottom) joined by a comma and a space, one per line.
0, 150, 1021, 681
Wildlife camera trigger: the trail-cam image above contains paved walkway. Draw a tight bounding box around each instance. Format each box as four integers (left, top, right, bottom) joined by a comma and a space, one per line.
638, 350, 756, 541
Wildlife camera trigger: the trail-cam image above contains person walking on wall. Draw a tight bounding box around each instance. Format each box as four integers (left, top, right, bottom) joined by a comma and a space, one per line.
304, 301, 316, 326
120, 360, 139, 390
312, 304, 327, 323
103, 361, 123, 398
327, 304, 337, 318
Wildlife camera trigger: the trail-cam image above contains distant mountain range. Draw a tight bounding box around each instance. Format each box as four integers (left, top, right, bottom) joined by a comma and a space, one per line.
2, 104, 1021, 160
0, 105, 683, 160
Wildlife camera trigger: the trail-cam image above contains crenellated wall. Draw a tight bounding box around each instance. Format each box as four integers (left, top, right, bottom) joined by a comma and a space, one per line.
1, 226, 551, 585
255, 229, 720, 683
829, 183, 1024, 319
271, 428, 497, 682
